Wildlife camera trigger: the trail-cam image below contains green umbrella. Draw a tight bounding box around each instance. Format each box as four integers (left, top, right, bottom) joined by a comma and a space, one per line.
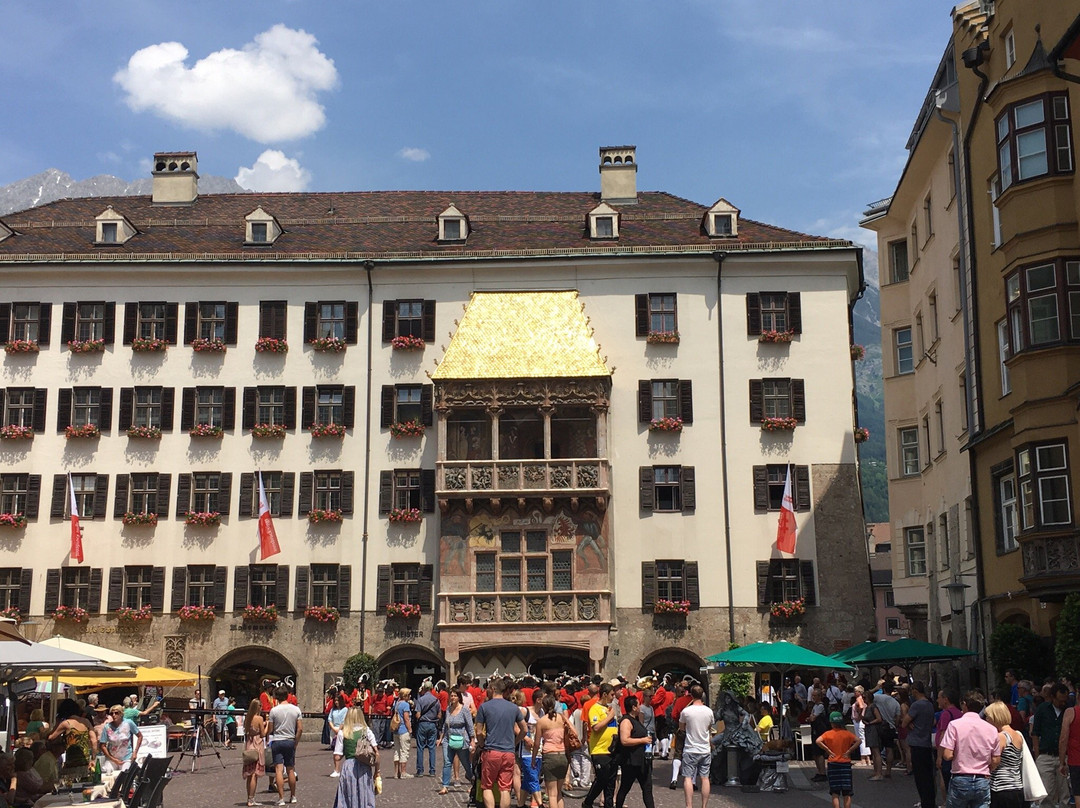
705, 641, 855, 673
833, 637, 975, 667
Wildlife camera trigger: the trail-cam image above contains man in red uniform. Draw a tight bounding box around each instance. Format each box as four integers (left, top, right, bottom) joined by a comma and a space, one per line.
467, 675, 486, 708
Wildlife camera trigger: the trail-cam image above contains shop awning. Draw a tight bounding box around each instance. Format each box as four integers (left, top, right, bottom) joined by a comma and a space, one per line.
60, 665, 198, 692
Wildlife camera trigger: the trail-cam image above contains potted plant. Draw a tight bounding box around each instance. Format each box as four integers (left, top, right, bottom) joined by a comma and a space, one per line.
4, 340, 39, 354
122, 512, 158, 526
0, 425, 34, 440
131, 337, 169, 352
770, 598, 806, 619
850, 344, 866, 360
648, 416, 683, 433
188, 423, 224, 438
759, 330, 795, 344
304, 605, 340, 623
255, 337, 289, 353
388, 507, 422, 523
115, 606, 152, 624
310, 422, 346, 438
53, 605, 89, 624
184, 511, 221, 527
251, 423, 287, 438
126, 425, 162, 439
309, 336, 347, 353
309, 508, 343, 524
67, 338, 106, 353
760, 416, 798, 432
391, 335, 425, 351
645, 330, 680, 345
389, 420, 425, 439
191, 337, 227, 353
178, 605, 216, 622
654, 598, 691, 616
0, 513, 28, 529
64, 424, 100, 439
385, 602, 421, 618
242, 604, 278, 623
0, 606, 21, 623
854, 427, 870, 443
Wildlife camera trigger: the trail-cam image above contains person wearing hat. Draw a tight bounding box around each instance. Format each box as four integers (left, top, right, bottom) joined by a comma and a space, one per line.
213, 689, 230, 745
815, 712, 859, 808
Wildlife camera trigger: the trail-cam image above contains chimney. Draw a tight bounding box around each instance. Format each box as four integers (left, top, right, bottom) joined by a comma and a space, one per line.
151, 151, 199, 205
598, 146, 637, 204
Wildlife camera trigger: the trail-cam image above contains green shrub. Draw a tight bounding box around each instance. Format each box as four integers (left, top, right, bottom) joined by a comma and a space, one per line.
342, 652, 379, 689
988, 622, 1052, 687
715, 643, 753, 699
1055, 593, 1080, 682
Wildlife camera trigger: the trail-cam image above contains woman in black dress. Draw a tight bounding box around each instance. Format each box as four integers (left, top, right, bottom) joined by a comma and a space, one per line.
614, 696, 654, 808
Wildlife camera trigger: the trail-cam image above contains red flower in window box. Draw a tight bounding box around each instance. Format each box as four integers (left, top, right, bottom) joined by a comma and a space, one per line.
304, 605, 340, 623
0, 513, 27, 529
4, 340, 39, 354
184, 511, 221, 527
758, 330, 795, 344
178, 605, 216, 621
391, 335, 425, 351
850, 344, 866, 360
64, 424, 100, 439
648, 416, 683, 433
646, 330, 680, 345
385, 602, 421, 618
854, 427, 870, 444
188, 423, 224, 438
255, 337, 289, 353
122, 512, 158, 526
389, 420, 425, 439
310, 422, 346, 438
131, 337, 170, 352
309, 508, 343, 524
52, 605, 89, 624
388, 508, 422, 523
242, 604, 278, 623
0, 425, 34, 440
309, 336, 347, 353
770, 599, 806, 619
115, 606, 152, 624
67, 339, 106, 353
191, 337, 227, 353
760, 417, 798, 432
126, 425, 162, 439
251, 423, 287, 438
0, 606, 22, 624
654, 598, 691, 615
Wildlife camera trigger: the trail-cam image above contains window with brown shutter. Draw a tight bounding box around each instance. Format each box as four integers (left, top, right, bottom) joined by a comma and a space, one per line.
636, 293, 677, 337
382, 300, 435, 341
184, 301, 237, 344
752, 465, 812, 511
747, 292, 801, 335
258, 301, 287, 340
2, 303, 51, 345
638, 380, 693, 424
756, 558, 817, 606
749, 378, 806, 423
639, 466, 695, 512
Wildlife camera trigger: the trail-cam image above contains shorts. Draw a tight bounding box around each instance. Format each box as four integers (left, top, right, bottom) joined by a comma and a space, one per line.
393, 732, 412, 762
681, 751, 711, 780
520, 754, 541, 793
480, 750, 515, 792
541, 752, 568, 784
271, 739, 296, 769
827, 761, 853, 796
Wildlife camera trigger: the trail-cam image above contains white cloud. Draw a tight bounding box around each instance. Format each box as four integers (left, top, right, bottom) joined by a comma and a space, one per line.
114, 25, 338, 143
235, 150, 311, 192
398, 147, 430, 162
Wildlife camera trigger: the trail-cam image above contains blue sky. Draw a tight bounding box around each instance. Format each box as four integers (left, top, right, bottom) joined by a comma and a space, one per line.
2, 1, 958, 245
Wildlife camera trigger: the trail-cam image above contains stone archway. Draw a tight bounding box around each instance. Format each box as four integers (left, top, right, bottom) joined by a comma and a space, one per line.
209, 645, 298, 706
636, 647, 706, 681
377, 645, 446, 693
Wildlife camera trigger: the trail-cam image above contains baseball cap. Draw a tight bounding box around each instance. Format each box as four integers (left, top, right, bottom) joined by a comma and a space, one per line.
829, 711, 844, 723
218, 689, 225, 695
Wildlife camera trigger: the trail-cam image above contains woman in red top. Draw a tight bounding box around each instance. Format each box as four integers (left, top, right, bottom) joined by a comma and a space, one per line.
1060, 701, 1080, 797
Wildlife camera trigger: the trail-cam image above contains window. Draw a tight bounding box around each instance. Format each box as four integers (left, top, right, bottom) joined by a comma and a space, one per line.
196, 388, 223, 427
756, 559, 816, 606
915, 312, 925, 358
760, 293, 790, 333
0, 569, 21, 611
656, 560, 685, 601
258, 301, 287, 340
922, 415, 931, 466
123, 566, 153, 609
947, 150, 957, 200
884, 590, 896, 608
886, 617, 903, 636
1071, 260, 1080, 339
137, 303, 168, 340
443, 218, 462, 240
73, 302, 109, 342
195, 302, 226, 341
997, 320, 1011, 395
1004, 28, 1016, 68
377, 469, 433, 514
122, 300, 178, 344
303, 301, 359, 344
67, 474, 97, 519
183, 301, 238, 345
186, 565, 216, 608
492, 530, 570, 592
997, 92, 1073, 190
243, 471, 289, 517
380, 384, 433, 429
0, 475, 30, 515
745, 292, 802, 336
905, 527, 927, 576
939, 514, 950, 569
129, 474, 160, 515
639, 293, 677, 334
923, 193, 933, 241
250, 222, 267, 243
639, 465, 695, 512
1017, 442, 1072, 529
7, 303, 49, 344
475, 554, 495, 592
1005, 259, 1080, 351
928, 293, 939, 342
438, 205, 468, 241
392, 564, 419, 603
100, 222, 117, 244
711, 214, 733, 236
889, 240, 909, 283
643, 560, 700, 610
190, 473, 223, 513
309, 564, 339, 608
3, 388, 44, 430
899, 428, 920, 476
315, 471, 342, 512
763, 379, 791, 418
134, 387, 163, 428
393, 470, 421, 511
70, 388, 103, 428
958, 373, 969, 432
258, 387, 286, 426
316, 302, 344, 339
594, 216, 614, 238
992, 462, 1019, 553
934, 400, 945, 455
953, 258, 963, 314
910, 220, 919, 263
895, 328, 913, 374
382, 299, 436, 342
249, 565, 277, 608
317, 386, 342, 424
61, 567, 91, 609
180, 386, 235, 432
748, 378, 805, 423
752, 465, 811, 511
637, 379, 693, 424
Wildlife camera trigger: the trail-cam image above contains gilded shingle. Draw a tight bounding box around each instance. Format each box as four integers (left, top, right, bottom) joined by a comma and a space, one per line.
433, 291, 609, 380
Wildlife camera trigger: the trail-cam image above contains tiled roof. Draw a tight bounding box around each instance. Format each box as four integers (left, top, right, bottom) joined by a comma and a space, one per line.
0, 190, 847, 261
432, 291, 609, 380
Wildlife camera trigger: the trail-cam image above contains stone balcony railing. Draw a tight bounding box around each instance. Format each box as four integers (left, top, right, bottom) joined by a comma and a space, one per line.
436, 459, 610, 495
1021, 532, 1080, 594
439, 590, 612, 628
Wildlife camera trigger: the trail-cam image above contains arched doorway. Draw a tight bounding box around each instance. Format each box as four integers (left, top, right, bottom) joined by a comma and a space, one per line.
638, 647, 705, 682
455, 646, 590, 681
377, 645, 446, 693
209, 646, 298, 706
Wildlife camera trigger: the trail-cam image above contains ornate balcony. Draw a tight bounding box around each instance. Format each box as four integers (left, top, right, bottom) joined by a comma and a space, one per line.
1020, 531, 1080, 596
437, 459, 610, 501
438, 590, 612, 628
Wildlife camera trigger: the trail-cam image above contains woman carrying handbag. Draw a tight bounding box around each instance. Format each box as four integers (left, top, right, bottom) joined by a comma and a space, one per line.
532, 696, 572, 808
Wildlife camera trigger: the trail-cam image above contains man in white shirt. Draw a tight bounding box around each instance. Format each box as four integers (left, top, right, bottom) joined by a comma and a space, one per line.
678, 685, 716, 808
267, 686, 304, 805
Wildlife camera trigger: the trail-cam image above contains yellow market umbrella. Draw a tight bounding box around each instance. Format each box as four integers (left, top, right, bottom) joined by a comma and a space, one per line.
61, 665, 198, 693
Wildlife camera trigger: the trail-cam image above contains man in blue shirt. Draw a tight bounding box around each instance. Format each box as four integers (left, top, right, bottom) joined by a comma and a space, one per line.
414, 682, 442, 777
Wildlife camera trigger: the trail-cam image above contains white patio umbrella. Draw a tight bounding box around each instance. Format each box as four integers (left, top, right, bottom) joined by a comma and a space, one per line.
36, 636, 149, 723
0, 619, 30, 645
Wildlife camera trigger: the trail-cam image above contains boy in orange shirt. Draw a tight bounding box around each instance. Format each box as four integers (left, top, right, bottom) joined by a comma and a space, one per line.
816, 712, 860, 808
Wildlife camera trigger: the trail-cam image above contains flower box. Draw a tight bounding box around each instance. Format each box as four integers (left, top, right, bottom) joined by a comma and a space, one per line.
122, 512, 158, 526
759, 330, 795, 344
388, 508, 422, 524
4, 340, 39, 354
131, 337, 170, 352
255, 337, 289, 354
0, 606, 21, 623
242, 604, 278, 623
654, 598, 691, 616
115, 606, 152, 624
391, 335, 425, 351
126, 425, 162, 439
760, 417, 798, 432
389, 420, 425, 439
0, 513, 28, 529
251, 423, 287, 438
67, 339, 106, 353
386, 602, 421, 618
184, 511, 221, 527
304, 605, 340, 623
646, 330, 680, 345
770, 599, 806, 619
854, 427, 870, 444
310, 336, 347, 353
53, 605, 89, 624
178, 605, 216, 622
188, 423, 224, 438
649, 416, 683, 433
191, 337, 227, 353
0, 425, 34, 440
308, 508, 343, 524
64, 424, 100, 439
310, 422, 346, 438
850, 344, 866, 361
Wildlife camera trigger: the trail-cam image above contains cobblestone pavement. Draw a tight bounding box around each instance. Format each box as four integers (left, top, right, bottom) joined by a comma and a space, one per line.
163, 742, 926, 808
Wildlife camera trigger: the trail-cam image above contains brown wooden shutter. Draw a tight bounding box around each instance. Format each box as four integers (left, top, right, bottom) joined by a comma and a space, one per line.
340, 471, 354, 515
274, 566, 290, 611
380, 386, 395, 428
56, 389, 72, 432
164, 303, 179, 344
800, 560, 817, 606
118, 388, 133, 431
0, 305, 8, 343
422, 300, 436, 342
641, 562, 656, 610
635, 294, 649, 337
303, 302, 317, 343
50, 474, 67, 518
381, 301, 396, 342
421, 469, 436, 513
37, 304, 51, 346
749, 379, 764, 423
685, 561, 700, 610
753, 466, 768, 511
298, 472, 313, 515
160, 387, 175, 431
122, 303, 137, 345
171, 567, 187, 612
238, 473, 254, 517
795, 466, 811, 512
225, 302, 239, 345
155, 475, 170, 517
106, 568, 124, 613
242, 388, 257, 431
44, 569, 61, 614
421, 385, 434, 426
679, 380, 693, 424
103, 302, 116, 345
18, 569, 32, 614
213, 567, 228, 612
376, 566, 391, 610
294, 566, 309, 612
638, 381, 652, 424
746, 293, 761, 335
99, 388, 112, 432
280, 473, 295, 518
791, 379, 806, 422
378, 471, 393, 515
680, 466, 695, 511
93, 474, 109, 518
25, 475, 41, 518
222, 387, 236, 430
639, 467, 655, 511
788, 293, 802, 334
218, 473, 232, 516
342, 386, 356, 428
337, 565, 351, 613
756, 561, 771, 607
61, 303, 76, 343
150, 567, 166, 612
114, 475, 129, 517
32, 389, 47, 433
175, 474, 192, 518
259, 301, 287, 340
180, 388, 195, 431
345, 302, 359, 344
283, 387, 297, 429
233, 566, 249, 611
301, 387, 315, 429
183, 302, 198, 345
418, 565, 434, 611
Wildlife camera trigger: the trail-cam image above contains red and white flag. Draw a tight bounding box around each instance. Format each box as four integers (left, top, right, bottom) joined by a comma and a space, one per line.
257, 472, 280, 560
776, 465, 797, 555
68, 473, 84, 563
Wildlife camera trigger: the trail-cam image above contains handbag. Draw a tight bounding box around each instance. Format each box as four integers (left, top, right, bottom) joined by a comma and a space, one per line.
1020, 739, 1047, 802
448, 731, 465, 750
390, 709, 401, 733
242, 748, 260, 765
562, 715, 582, 752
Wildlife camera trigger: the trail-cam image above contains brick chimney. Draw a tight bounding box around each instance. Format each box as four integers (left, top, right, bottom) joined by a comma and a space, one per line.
151, 151, 199, 205
598, 146, 637, 205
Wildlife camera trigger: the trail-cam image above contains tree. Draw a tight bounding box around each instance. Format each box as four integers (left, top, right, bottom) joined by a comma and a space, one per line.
342, 652, 379, 689
1055, 593, 1080, 682
715, 643, 753, 699
988, 622, 1052, 687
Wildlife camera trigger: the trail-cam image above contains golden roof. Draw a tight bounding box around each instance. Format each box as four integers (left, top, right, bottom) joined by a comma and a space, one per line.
433, 291, 610, 380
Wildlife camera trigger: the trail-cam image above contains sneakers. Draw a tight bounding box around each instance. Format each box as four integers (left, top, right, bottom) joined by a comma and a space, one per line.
668, 781, 677, 789
277, 801, 287, 806
330, 772, 339, 778
290, 799, 297, 805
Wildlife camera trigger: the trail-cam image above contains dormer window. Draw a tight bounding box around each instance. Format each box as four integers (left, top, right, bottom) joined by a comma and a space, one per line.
712, 214, 732, 236
101, 223, 118, 244
705, 199, 740, 238
94, 207, 136, 245
588, 202, 620, 240
245, 207, 281, 246
437, 204, 468, 242
0, 222, 11, 243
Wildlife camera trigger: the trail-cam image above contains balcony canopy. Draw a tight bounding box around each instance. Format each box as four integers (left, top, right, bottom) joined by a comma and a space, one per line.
432, 291, 610, 380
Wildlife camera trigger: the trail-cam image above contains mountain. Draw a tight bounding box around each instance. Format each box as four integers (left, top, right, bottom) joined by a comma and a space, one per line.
0, 169, 245, 215
852, 247, 887, 523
